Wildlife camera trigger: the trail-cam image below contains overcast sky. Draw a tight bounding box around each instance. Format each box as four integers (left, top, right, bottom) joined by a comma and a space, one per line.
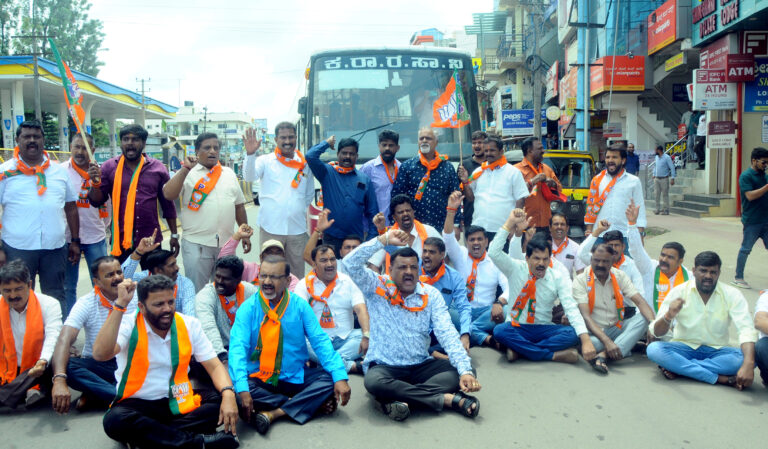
89, 0, 493, 127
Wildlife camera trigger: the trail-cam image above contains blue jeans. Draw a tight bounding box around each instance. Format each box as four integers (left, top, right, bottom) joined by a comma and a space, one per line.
647, 341, 743, 384
307, 329, 363, 373
493, 323, 579, 361
754, 337, 768, 385
64, 240, 108, 317
470, 305, 496, 347
66, 357, 117, 404
735, 222, 768, 279
588, 312, 648, 358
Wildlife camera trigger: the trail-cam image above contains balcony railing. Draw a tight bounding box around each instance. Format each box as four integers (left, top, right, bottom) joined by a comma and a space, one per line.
497, 33, 526, 66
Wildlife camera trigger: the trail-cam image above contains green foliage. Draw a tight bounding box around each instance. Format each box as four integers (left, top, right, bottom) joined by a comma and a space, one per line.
12, 0, 105, 75
91, 118, 110, 147
0, 0, 22, 56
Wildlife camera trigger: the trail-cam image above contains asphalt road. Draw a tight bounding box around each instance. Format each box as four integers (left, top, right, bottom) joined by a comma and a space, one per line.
2, 207, 767, 449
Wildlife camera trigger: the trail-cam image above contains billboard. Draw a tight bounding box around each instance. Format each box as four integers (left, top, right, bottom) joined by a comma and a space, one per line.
590, 56, 645, 96
692, 69, 737, 110
745, 58, 768, 112
501, 109, 547, 137
647, 0, 677, 55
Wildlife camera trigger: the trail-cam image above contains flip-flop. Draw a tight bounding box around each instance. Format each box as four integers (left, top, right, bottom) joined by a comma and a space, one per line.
589, 356, 609, 374
657, 365, 677, 380
253, 412, 272, 435
451, 391, 480, 419
320, 396, 338, 415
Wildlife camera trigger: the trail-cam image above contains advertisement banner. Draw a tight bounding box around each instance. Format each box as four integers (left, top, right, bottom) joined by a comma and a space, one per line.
590, 56, 645, 96
725, 54, 755, 82
501, 109, 547, 137
707, 121, 736, 149
665, 52, 685, 71
545, 61, 559, 102
744, 57, 768, 112
647, 0, 677, 55
559, 66, 578, 126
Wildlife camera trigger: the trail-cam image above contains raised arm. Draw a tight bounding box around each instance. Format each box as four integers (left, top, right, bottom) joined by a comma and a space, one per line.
625, 201, 653, 274
305, 138, 334, 182
162, 156, 196, 200
92, 280, 135, 361
342, 230, 410, 297
489, 209, 529, 277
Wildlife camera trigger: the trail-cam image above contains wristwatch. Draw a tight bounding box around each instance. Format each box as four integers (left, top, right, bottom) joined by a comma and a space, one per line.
170, 233, 180, 239
70, 238, 81, 244
220, 385, 236, 395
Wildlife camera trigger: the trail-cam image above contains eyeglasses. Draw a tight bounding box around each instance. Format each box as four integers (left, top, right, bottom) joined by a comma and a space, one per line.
258, 274, 287, 281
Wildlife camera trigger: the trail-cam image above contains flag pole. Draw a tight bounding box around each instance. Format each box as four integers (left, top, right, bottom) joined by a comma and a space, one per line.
73, 114, 95, 163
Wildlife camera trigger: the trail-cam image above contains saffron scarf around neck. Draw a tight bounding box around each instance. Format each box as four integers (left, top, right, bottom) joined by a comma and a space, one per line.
420, 262, 446, 285
70, 160, 110, 218
653, 266, 688, 313
250, 289, 291, 386
218, 283, 246, 325
509, 273, 537, 326
384, 220, 429, 275
111, 155, 146, 256
0, 290, 44, 385
586, 268, 625, 328
375, 277, 428, 312
466, 155, 507, 184
584, 169, 624, 224
187, 162, 223, 211
329, 161, 355, 174
274, 149, 307, 188
415, 151, 448, 200
305, 271, 338, 329
465, 252, 486, 302
0, 147, 51, 195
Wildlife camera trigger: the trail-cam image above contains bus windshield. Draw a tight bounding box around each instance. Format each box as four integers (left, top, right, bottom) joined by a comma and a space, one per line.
307, 51, 478, 163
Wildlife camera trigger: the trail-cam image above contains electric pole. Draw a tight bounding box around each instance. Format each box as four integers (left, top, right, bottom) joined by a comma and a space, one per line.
136, 77, 150, 127
12, 34, 52, 121
523, 0, 546, 140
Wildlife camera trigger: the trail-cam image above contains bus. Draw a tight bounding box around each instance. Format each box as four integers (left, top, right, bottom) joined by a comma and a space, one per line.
297, 47, 481, 163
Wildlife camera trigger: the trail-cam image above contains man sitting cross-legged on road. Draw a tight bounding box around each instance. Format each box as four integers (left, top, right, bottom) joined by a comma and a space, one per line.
302, 209, 362, 275
51, 256, 138, 414
196, 256, 258, 363
343, 229, 481, 422
228, 256, 351, 435
577, 220, 645, 299
96, 276, 240, 449
574, 244, 655, 374
489, 209, 596, 364
293, 244, 371, 374
647, 251, 757, 389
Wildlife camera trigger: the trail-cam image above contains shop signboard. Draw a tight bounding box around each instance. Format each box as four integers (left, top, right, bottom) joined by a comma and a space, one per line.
545, 61, 559, 102
693, 0, 768, 46
693, 69, 737, 110
707, 121, 736, 149
665, 52, 685, 71
725, 54, 755, 82
501, 109, 547, 137
603, 122, 622, 138
647, 0, 677, 55
744, 57, 768, 112
589, 56, 645, 96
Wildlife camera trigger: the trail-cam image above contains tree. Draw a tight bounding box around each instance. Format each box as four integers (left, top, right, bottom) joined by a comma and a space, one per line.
13, 0, 105, 75
0, 0, 22, 56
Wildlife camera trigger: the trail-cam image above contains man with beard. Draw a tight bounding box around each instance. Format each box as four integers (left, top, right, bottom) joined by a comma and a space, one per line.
50, 256, 137, 414
243, 122, 314, 277
162, 132, 250, 291
360, 129, 401, 226
96, 276, 240, 449
229, 256, 351, 435
625, 143, 640, 176
1, 120, 80, 312
549, 213, 585, 277
647, 252, 757, 389
369, 194, 441, 272
306, 136, 378, 256
342, 229, 481, 422
584, 143, 646, 239
302, 209, 362, 274
392, 128, 463, 231
61, 132, 110, 316
294, 244, 370, 374
459, 130, 487, 228
488, 210, 595, 364
218, 225, 300, 290
625, 201, 692, 314
420, 237, 471, 358
514, 137, 563, 232
732, 147, 768, 289
88, 124, 179, 262
577, 222, 645, 299
443, 192, 509, 348
459, 135, 529, 242
121, 231, 196, 316
0, 260, 63, 409
195, 256, 257, 361
574, 244, 655, 374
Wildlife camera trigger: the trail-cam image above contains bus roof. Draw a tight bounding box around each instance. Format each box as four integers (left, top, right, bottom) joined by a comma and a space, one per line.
309, 46, 473, 61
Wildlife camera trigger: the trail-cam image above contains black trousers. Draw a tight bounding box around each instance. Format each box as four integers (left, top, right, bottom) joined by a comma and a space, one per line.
364, 359, 460, 411
0, 366, 51, 408
247, 366, 335, 424
102, 389, 221, 449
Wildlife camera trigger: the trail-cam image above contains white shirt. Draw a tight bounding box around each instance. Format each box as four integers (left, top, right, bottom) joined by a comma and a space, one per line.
443, 231, 509, 308
552, 238, 585, 278
7, 292, 62, 364
115, 312, 216, 401
470, 164, 530, 231
243, 152, 314, 236
576, 234, 646, 301
507, 234, 571, 281
588, 170, 646, 237
368, 222, 441, 267
755, 291, 768, 339
697, 115, 707, 136
179, 164, 246, 247
293, 272, 365, 340
0, 157, 77, 249
64, 290, 138, 358
62, 160, 110, 245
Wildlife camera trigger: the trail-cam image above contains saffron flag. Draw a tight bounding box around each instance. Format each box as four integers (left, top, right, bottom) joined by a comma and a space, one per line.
431, 69, 470, 128
48, 39, 86, 134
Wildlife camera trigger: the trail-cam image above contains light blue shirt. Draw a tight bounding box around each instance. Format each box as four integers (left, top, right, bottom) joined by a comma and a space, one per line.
654, 153, 676, 178
343, 238, 473, 375
228, 290, 348, 392
425, 263, 472, 336
360, 155, 401, 226
121, 257, 197, 317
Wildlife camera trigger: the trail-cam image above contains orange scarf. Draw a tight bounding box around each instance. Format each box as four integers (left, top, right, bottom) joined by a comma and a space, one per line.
70, 160, 109, 218
420, 263, 446, 285
415, 151, 448, 200
465, 252, 486, 302
305, 271, 337, 329
115, 312, 201, 414
586, 268, 625, 328
384, 220, 429, 275
383, 160, 398, 184
375, 277, 428, 312
94, 286, 119, 314
187, 163, 222, 211
509, 273, 536, 326
218, 283, 246, 325
552, 239, 568, 256
0, 147, 51, 195
274, 149, 307, 188
0, 290, 44, 385
466, 155, 507, 184
329, 161, 354, 174
613, 254, 626, 269
111, 155, 145, 256
585, 169, 624, 224
250, 289, 291, 386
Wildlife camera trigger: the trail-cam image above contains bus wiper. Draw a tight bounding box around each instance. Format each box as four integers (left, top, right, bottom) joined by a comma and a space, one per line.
348, 122, 395, 141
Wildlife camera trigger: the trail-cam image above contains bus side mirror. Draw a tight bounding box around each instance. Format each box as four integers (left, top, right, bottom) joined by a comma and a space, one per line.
298, 97, 307, 115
